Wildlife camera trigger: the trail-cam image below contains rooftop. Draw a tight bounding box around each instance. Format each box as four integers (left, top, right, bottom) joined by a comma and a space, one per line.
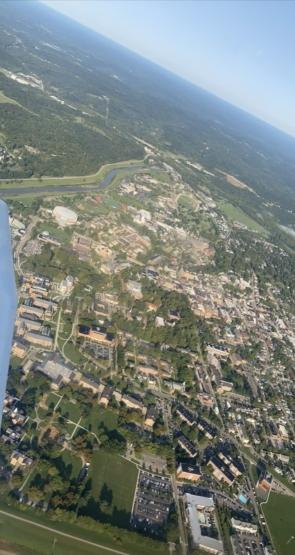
184, 493, 224, 554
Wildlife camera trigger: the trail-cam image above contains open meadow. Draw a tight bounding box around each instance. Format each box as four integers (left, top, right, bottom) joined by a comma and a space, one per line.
262, 493, 295, 555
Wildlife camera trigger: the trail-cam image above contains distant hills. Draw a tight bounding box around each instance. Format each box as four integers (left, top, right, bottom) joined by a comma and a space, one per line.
0, 0, 295, 212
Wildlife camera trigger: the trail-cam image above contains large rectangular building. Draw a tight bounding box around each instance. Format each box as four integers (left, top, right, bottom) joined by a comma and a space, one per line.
184, 494, 224, 554
78, 325, 115, 347
177, 463, 202, 482
25, 332, 53, 349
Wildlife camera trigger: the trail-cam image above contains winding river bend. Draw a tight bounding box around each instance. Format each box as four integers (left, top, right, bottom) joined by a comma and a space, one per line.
0, 165, 144, 198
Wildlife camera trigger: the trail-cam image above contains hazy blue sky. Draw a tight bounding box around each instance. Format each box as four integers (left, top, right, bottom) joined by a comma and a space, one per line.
43, 0, 295, 136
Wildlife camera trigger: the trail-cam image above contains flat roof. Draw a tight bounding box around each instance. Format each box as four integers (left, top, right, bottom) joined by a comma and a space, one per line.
184, 494, 224, 553
231, 518, 257, 532
41, 359, 73, 381
184, 493, 214, 509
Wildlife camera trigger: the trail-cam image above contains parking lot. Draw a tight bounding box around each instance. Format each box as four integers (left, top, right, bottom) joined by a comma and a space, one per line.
141, 453, 167, 474
131, 471, 173, 537
231, 533, 264, 555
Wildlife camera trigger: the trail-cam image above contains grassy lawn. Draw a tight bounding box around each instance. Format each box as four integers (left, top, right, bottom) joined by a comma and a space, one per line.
36, 405, 49, 419
47, 392, 61, 411
59, 399, 81, 422
219, 201, 268, 236
36, 221, 73, 243
63, 341, 86, 365
270, 469, 295, 494
149, 168, 172, 184
262, 493, 295, 555
249, 463, 259, 485
81, 450, 138, 528
0, 506, 130, 555
82, 407, 118, 435
0, 502, 169, 555
54, 449, 82, 481
59, 420, 77, 438
76, 196, 109, 216
0, 540, 35, 555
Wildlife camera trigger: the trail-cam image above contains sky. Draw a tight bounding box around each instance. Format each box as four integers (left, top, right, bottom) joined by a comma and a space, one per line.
43, 0, 295, 136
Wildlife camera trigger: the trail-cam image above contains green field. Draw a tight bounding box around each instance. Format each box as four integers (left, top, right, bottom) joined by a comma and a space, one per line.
47, 392, 61, 411
262, 493, 295, 555
59, 399, 81, 422
81, 450, 138, 527
36, 221, 73, 243
0, 512, 111, 555
0, 502, 168, 555
0, 506, 123, 555
82, 407, 118, 435
219, 201, 267, 235
62, 341, 87, 365
55, 450, 82, 481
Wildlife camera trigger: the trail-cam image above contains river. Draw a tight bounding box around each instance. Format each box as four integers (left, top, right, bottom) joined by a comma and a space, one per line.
0, 165, 144, 198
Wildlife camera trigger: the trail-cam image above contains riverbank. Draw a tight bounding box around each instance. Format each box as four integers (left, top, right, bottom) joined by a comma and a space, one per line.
0, 159, 145, 190
0, 164, 145, 199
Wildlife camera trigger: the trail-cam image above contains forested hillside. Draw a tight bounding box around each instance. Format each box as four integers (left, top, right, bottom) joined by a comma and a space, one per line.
0, 0, 295, 212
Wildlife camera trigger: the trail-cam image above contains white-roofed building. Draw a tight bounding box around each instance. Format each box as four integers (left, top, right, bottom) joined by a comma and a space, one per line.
184, 493, 224, 554
231, 518, 258, 535
38, 356, 75, 388
53, 206, 78, 227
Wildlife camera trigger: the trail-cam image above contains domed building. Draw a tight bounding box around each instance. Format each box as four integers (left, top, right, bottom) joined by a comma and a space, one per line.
52, 206, 78, 227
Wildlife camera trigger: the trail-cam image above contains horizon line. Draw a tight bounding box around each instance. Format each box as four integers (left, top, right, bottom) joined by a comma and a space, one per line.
39, 0, 295, 140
